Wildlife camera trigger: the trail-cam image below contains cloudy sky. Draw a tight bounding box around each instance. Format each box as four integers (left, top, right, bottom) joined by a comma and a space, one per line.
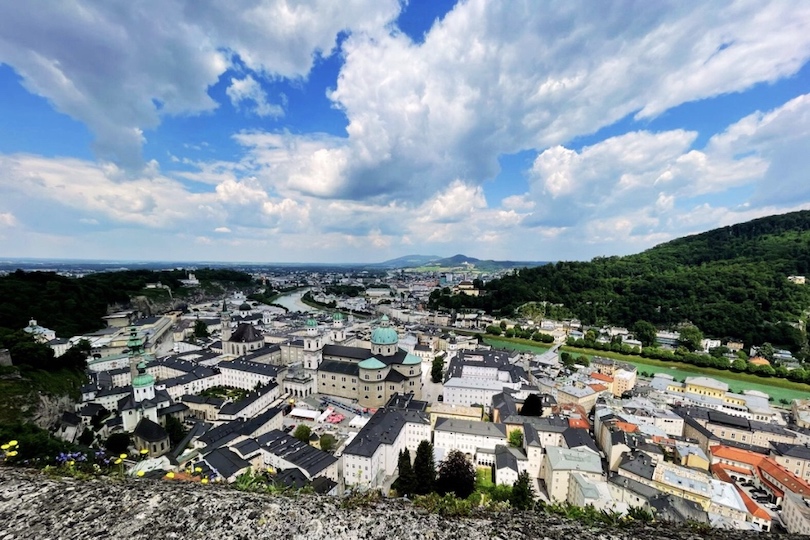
1, 1, 809, 263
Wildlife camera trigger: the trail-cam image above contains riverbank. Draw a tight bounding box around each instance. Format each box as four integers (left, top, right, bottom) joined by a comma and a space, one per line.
482, 337, 810, 402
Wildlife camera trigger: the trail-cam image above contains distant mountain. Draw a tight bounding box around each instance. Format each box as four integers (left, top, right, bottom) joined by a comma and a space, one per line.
374, 253, 550, 271
372, 254, 442, 268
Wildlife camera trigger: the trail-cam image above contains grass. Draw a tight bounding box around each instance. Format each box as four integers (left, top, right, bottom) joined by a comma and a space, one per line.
476, 467, 493, 490
483, 337, 810, 402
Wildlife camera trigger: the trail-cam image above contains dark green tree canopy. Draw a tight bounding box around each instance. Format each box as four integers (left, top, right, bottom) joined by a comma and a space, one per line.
412, 440, 436, 495
437, 449, 476, 499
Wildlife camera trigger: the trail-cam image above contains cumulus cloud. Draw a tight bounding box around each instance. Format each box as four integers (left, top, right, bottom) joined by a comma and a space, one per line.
0, 0, 402, 168
226, 75, 284, 118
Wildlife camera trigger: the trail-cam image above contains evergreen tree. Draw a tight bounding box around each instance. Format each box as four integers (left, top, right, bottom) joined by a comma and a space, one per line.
509, 470, 534, 510
519, 393, 542, 416
437, 449, 476, 499
431, 357, 444, 383
412, 440, 436, 495
393, 448, 416, 496
632, 320, 657, 347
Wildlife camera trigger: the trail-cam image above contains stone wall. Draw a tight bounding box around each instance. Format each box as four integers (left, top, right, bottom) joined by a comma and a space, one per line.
0, 468, 787, 540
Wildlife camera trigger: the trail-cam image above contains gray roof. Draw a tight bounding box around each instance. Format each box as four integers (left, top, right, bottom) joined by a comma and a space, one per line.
220, 359, 280, 378
218, 383, 280, 416
229, 323, 263, 343
618, 452, 655, 480
318, 359, 359, 377
494, 444, 521, 472
608, 472, 660, 500
344, 407, 430, 458
256, 429, 337, 476
562, 428, 599, 454
545, 446, 602, 474
133, 418, 168, 443
771, 442, 810, 460
434, 417, 507, 438
203, 447, 250, 479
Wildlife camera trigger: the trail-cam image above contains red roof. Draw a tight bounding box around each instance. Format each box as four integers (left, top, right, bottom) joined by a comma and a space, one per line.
711, 464, 770, 521
591, 372, 614, 383
589, 383, 608, 393
614, 421, 638, 433
568, 418, 589, 429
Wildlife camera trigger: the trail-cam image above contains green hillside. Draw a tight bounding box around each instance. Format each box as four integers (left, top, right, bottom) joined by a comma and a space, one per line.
429, 210, 810, 350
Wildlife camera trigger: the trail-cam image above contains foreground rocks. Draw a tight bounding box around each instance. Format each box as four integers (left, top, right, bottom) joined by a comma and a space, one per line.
0, 469, 790, 540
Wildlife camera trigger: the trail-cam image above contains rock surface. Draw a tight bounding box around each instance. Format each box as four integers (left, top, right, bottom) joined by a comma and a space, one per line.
0, 468, 790, 540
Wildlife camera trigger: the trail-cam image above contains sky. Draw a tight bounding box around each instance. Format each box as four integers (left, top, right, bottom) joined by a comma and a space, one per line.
1, 1, 810, 264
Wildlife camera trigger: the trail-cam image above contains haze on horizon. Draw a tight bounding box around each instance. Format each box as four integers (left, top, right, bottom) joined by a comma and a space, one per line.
1, 1, 809, 264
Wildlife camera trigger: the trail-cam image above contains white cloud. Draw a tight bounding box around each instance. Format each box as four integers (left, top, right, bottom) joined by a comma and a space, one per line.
214, 227, 231, 233
226, 75, 284, 118
0, 0, 402, 168
0, 212, 18, 227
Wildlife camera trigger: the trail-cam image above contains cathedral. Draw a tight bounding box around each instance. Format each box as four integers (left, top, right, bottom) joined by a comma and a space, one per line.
308, 315, 423, 408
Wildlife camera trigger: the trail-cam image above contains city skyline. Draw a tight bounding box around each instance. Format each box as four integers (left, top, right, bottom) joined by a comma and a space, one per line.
1, 1, 809, 263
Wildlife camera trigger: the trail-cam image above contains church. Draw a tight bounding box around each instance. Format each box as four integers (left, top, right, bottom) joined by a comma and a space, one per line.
307, 315, 423, 408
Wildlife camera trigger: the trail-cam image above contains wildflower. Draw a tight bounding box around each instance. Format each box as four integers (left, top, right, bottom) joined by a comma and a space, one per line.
166, 472, 175, 479
201, 478, 208, 484
7, 451, 18, 457
8, 440, 17, 447
194, 466, 202, 473
119, 453, 128, 459
140, 449, 148, 455
114, 458, 122, 465
136, 470, 145, 477
67, 460, 75, 466
1, 444, 8, 451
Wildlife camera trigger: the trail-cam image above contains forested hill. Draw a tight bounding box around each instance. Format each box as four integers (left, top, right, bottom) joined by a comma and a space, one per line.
0, 268, 253, 337
429, 210, 810, 350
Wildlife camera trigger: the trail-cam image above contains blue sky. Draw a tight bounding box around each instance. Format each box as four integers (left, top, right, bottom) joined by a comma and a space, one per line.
1, 0, 810, 263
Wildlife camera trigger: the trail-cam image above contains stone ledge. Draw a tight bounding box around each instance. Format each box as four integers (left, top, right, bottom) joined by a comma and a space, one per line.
0, 469, 786, 540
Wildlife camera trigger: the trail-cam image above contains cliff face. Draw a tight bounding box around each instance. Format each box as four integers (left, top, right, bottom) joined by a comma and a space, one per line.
0, 469, 787, 540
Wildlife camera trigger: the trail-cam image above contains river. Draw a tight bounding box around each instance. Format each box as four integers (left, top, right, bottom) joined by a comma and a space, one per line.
272, 288, 322, 313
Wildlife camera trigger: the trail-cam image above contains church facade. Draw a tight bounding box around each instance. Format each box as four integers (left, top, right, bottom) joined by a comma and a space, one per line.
310, 315, 423, 408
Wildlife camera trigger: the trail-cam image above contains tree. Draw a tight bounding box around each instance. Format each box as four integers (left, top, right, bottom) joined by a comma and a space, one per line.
193, 319, 210, 338
508, 429, 524, 448
509, 470, 535, 510
412, 440, 436, 495
319, 433, 336, 453
499, 320, 507, 330
632, 320, 657, 347
575, 356, 590, 367
757, 342, 775, 361
678, 325, 704, 352
431, 356, 444, 383
165, 416, 187, 448
105, 432, 130, 455
393, 448, 416, 496
520, 394, 543, 417
437, 449, 476, 499
292, 424, 312, 444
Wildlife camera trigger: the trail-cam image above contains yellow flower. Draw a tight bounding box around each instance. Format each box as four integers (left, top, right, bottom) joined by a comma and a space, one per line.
67, 460, 75, 466
1, 444, 8, 450
114, 458, 122, 465
201, 478, 208, 484
266, 467, 275, 474
136, 470, 145, 477
194, 466, 202, 473
6, 451, 18, 457
119, 453, 128, 459
8, 440, 17, 447
166, 472, 175, 479
140, 449, 149, 455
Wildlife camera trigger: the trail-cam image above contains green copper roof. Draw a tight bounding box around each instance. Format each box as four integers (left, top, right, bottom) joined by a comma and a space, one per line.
359, 357, 386, 370
333, 312, 344, 321
403, 353, 421, 365
132, 373, 155, 388
371, 315, 398, 345
306, 318, 318, 328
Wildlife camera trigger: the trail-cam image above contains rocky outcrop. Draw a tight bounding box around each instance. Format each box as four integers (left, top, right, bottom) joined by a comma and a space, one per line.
30, 394, 76, 430
0, 469, 788, 540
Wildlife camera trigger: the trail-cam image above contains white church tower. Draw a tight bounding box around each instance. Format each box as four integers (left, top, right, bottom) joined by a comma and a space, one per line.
303, 317, 323, 371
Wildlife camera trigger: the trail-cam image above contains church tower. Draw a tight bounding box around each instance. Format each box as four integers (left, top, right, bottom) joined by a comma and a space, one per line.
370, 315, 398, 357
132, 360, 156, 403
127, 327, 145, 383
303, 317, 323, 371
220, 298, 232, 342
331, 312, 346, 343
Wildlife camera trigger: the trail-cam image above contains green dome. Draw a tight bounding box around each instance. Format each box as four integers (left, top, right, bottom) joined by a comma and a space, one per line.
306, 318, 318, 328
333, 312, 344, 321
371, 315, 398, 345
403, 353, 421, 365
359, 357, 386, 370
132, 373, 155, 388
